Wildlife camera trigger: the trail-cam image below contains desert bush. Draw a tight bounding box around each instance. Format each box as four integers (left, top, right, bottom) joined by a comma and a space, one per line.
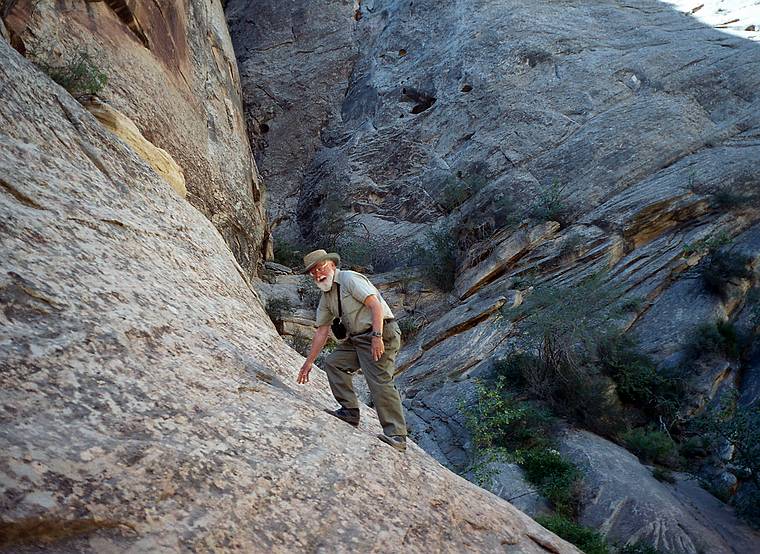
462, 379, 582, 516
622, 427, 680, 467
32, 49, 107, 98
412, 226, 458, 291
506, 273, 629, 434
273, 240, 305, 268
651, 466, 676, 484
686, 320, 741, 361
535, 515, 608, 554
691, 392, 760, 528
701, 249, 753, 296
618, 542, 664, 554
287, 329, 311, 357
439, 173, 487, 212
681, 232, 730, 257
598, 335, 686, 423
463, 379, 556, 453
530, 179, 570, 224
397, 317, 424, 341
516, 447, 582, 518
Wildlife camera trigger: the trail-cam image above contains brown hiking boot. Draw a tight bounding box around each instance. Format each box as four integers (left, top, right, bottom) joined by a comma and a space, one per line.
324, 407, 360, 427
377, 434, 407, 452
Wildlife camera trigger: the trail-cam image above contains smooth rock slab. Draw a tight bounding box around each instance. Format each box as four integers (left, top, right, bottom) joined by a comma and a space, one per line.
0, 39, 578, 554
558, 430, 760, 554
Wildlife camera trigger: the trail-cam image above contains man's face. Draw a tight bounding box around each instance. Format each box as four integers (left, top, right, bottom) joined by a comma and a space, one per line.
309, 260, 335, 292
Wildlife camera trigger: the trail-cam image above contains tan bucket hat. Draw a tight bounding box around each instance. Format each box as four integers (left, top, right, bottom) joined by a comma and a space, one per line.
302, 249, 340, 274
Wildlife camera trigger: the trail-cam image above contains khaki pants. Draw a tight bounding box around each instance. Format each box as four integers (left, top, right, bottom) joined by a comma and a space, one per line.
323, 320, 407, 437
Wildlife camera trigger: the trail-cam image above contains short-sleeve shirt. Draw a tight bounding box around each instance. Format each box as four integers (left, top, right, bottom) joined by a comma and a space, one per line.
316, 269, 394, 335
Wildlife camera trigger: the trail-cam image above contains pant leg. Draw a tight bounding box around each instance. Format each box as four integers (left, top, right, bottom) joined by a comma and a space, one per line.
323, 341, 361, 410
352, 321, 407, 436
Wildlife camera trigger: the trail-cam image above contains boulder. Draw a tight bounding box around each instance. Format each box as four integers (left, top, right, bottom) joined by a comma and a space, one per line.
0, 38, 579, 553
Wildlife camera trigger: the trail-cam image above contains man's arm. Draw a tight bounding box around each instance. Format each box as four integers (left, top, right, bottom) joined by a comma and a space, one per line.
297, 324, 331, 384
364, 294, 385, 362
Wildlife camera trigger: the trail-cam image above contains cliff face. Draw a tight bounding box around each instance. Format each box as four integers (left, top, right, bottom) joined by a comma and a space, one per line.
0, 36, 582, 553
231, 0, 760, 552
4, 0, 267, 275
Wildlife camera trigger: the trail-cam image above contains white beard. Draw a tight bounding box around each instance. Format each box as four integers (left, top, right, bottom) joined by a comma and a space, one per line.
315, 271, 335, 292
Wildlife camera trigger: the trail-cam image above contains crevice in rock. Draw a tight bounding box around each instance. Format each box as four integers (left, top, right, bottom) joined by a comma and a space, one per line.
0, 176, 44, 210
103, 0, 150, 50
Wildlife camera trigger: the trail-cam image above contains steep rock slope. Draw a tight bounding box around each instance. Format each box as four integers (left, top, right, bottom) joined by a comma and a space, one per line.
0, 39, 580, 553
230, 1, 760, 552
4, 0, 267, 275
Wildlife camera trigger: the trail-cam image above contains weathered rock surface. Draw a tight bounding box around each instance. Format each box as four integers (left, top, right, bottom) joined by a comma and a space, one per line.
0, 39, 581, 553
229, 0, 760, 551
226, 0, 359, 241
5, 0, 267, 275
559, 430, 760, 554
82, 97, 187, 198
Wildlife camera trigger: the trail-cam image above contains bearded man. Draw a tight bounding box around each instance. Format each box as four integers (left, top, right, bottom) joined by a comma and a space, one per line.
296, 249, 407, 452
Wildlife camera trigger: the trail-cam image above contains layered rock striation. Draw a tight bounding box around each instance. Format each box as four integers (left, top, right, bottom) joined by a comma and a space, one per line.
4, 0, 267, 275
0, 38, 581, 553
231, 1, 760, 552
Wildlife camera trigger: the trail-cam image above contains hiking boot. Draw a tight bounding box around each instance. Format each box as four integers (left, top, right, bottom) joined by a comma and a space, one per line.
377, 434, 407, 452
324, 407, 360, 427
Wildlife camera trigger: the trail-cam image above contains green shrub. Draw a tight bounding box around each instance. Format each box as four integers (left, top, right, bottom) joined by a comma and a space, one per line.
32, 50, 108, 97
598, 335, 686, 422
273, 240, 305, 268
651, 466, 676, 484
735, 484, 760, 529
691, 393, 760, 495
702, 250, 753, 296
618, 542, 664, 554
681, 232, 730, 257
530, 179, 570, 224
622, 427, 679, 467
398, 317, 424, 341
517, 447, 581, 518
436, 164, 489, 213
686, 320, 741, 361
413, 226, 458, 291
535, 514, 609, 554
462, 379, 556, 452
287, 329, 311, 357
506, 274, 628, 435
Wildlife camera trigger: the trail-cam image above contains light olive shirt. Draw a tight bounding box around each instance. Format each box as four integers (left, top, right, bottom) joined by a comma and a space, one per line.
316, 269, 394, 335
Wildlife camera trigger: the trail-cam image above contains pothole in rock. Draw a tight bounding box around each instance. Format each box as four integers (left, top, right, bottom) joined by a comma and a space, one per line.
401, 86, 437, 114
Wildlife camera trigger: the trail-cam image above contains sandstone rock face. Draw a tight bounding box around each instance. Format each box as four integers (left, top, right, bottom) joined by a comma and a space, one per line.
5, 0, 267, 276
0, 40, 581, 553
229, 1, 760, 550
82, 97, 187, 198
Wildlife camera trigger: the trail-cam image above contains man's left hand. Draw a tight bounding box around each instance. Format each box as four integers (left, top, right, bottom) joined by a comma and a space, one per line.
371, 336, 384, 361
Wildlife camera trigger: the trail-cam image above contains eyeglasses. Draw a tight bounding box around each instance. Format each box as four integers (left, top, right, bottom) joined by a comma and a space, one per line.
308, 261, 331, 277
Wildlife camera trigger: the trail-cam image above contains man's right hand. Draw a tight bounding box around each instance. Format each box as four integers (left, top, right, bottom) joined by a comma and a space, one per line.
297, 362, 312, 384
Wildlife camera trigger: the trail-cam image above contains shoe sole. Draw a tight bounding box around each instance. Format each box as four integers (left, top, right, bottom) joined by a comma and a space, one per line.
324, 408, 359, 427
377, 434, 407, 451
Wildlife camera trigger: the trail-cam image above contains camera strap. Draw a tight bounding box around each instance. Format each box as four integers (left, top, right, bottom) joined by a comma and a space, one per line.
336, 283, 343, 319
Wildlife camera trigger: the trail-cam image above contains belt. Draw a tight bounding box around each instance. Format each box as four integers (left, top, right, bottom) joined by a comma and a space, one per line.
349, 318, 396, 337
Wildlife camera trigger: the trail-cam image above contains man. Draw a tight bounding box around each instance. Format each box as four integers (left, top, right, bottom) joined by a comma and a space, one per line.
296, 249, 408, 452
